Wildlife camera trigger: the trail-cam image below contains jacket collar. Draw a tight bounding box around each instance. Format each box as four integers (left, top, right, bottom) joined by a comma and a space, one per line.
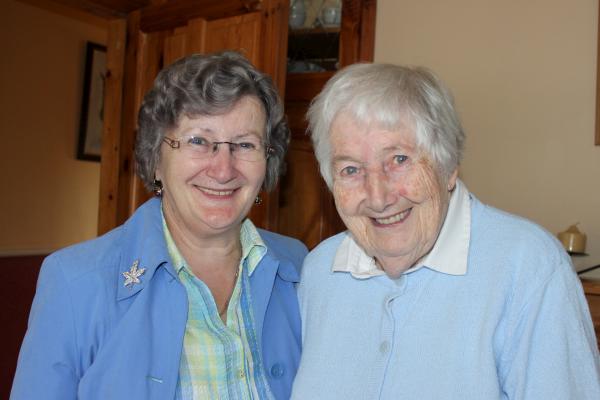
115, 198, 300, 302
116, 198, 174, 301
248, 234, 300, 335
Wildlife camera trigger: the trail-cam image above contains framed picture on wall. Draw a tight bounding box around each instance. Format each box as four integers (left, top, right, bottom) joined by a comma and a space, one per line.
77, 41, 107, 161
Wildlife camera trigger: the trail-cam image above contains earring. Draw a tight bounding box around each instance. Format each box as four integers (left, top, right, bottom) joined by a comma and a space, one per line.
254, 195, 262, 205
153, 179, 163, 197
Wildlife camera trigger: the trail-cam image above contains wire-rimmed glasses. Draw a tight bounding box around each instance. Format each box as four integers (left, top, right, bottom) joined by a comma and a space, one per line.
162, 135, 273, 162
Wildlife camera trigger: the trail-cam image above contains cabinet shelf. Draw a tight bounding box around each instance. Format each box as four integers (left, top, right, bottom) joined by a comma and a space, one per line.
287, 27, 340, 72
289, 26, 341, 35
285, 71, 335, 102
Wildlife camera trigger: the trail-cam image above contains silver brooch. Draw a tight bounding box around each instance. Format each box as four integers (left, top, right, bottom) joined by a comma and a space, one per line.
123, 260, 146, 288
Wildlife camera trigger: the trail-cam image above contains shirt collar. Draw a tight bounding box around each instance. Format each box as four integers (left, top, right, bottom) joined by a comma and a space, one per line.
332, 179, 471, 278
161, 207, 267, 277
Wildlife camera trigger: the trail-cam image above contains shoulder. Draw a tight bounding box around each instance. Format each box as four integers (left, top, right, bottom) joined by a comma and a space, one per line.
472, 197, 567, 262
40, 198, 161, 287
468, 196, 572, 288
41, 227, 124, 285
259, 229, 308, 265
300, 232, 346, 282
305, 232, 346, 265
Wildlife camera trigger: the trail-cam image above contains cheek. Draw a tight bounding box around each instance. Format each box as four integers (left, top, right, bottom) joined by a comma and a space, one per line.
248, 163, 267, 188
412, 162, 448, 234
333, 184, 359, 216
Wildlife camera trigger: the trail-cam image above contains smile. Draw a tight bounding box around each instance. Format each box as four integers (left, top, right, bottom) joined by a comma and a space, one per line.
374, 208, 411, 225
198, 187, 235, 196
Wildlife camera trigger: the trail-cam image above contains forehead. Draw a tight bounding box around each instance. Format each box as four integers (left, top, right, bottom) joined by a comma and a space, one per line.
175, 96, 266, 134
330, 111, 416, 155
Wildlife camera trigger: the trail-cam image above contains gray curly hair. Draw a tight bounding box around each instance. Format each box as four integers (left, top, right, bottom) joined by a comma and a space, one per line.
136, 51, 289, 191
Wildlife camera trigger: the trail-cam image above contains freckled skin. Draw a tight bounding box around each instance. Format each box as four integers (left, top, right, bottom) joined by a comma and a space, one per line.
330, 112, 457, 278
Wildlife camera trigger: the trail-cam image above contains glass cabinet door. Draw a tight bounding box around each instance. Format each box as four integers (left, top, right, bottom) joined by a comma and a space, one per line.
287, 0, 342, 73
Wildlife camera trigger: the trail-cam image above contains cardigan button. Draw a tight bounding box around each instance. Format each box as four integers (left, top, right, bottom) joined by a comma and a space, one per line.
270, 363, 285, 378
379, 341, 390, 353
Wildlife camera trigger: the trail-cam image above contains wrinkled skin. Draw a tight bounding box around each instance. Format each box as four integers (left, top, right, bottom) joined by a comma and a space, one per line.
329, 112, 457, 278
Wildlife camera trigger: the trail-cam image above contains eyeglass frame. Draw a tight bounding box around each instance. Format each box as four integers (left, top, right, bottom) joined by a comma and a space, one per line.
162, 135, 274, 162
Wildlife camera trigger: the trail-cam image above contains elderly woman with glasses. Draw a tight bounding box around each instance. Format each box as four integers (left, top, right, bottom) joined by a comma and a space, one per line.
290, 63, 600, 399
12, 52, 307, 400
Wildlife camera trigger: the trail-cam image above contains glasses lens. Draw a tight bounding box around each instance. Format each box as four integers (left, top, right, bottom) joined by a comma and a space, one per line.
181, 136, 267, 162
231, 140, 266, 162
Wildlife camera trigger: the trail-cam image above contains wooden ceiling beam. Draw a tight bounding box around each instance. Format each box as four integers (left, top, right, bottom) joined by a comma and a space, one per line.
18, 0, 151, 19
139, 0, 262, 32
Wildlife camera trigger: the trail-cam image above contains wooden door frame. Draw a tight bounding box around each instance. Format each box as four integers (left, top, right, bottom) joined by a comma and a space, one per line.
97, 0, 289, 235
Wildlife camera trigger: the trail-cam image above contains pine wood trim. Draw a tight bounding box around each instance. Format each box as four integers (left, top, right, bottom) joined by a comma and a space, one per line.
98, 19, 126, 235
339, 0, 377, 67
139, 0, 261, 32
583, 279, 600, 295
254, 0, 290, 231
17, 0, 110, 27
358, 0, 377, 62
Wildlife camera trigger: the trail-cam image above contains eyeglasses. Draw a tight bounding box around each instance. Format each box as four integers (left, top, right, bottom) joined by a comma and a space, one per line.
162, 135, 273, 162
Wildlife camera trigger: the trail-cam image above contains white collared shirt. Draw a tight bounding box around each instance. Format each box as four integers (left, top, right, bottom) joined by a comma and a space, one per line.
332, 179, 471, 278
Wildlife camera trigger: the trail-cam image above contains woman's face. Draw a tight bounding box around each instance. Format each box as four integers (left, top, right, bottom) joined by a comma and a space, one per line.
156, 96, 267, 239
329, 112, 457, 277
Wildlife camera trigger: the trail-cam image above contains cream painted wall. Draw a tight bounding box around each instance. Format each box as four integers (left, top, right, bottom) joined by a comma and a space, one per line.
375, 0, 600, 278
0, 1, 106, 254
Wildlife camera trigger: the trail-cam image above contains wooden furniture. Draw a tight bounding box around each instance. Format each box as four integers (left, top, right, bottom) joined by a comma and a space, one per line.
582, 279, 600, 350
25, 0, 377, 247
278, 0, 377, 248
97, 0, 289, 234
92, 0, 377, 249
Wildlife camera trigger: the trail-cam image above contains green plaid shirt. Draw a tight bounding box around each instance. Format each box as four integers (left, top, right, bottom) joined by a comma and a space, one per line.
162, 214, 273, 399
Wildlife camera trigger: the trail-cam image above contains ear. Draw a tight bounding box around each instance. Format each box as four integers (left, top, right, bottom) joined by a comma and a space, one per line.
447, 168, 458, 191
154, 154, 164, 182
154, 168, 162, 182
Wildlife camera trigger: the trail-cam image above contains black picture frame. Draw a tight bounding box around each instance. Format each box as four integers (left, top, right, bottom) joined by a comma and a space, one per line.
77, 42, 107, 161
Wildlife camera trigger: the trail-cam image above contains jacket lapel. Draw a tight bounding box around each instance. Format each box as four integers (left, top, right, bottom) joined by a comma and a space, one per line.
116, 198, 175, 301
249, 246, 300, 341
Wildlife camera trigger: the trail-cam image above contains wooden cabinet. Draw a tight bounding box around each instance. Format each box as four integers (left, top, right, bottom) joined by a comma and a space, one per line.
582, 280, 600, 350
278, 0, 377, 249
97, 0, 377, 250
98, 0, 289, 234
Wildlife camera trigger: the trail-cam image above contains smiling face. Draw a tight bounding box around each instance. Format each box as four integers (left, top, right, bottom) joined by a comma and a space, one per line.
329, 112, 457, 277
155, 96, 267, 240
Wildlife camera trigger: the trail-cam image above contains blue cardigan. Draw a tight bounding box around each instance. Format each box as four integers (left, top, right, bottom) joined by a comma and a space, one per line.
11, 198, 307, 400
291, 196, 600, 399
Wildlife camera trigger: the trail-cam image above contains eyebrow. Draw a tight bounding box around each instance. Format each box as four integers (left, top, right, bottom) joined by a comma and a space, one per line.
185, 127, 263, 140
331, 155, 360, 165
331, 144, 410, 161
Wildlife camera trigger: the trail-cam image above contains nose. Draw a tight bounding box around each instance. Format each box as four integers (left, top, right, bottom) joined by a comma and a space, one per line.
364, 170, 395, 213
206, 144, 237, 183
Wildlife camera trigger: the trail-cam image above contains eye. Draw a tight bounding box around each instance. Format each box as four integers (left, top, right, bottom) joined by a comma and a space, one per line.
340, 165, 360, 177
187, 136, 209, 146
393, 154, 408, 164
236, 141, 258, 151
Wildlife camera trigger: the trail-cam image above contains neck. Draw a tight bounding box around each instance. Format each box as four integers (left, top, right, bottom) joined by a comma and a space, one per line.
164, 212, 242, 276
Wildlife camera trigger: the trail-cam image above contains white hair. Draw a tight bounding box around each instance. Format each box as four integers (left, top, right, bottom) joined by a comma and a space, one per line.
307, 63, 465, 188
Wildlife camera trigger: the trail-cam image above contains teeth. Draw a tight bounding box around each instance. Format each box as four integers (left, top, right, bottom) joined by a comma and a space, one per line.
201, 188, 234, 196
375, 209, 410, 225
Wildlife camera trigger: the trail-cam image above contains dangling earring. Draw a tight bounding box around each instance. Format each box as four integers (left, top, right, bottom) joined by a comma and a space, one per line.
153, 179, 163, 197
254, 195, 262, 205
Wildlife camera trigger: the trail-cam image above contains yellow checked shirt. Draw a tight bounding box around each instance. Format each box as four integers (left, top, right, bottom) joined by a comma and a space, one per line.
162, 215, 274, 400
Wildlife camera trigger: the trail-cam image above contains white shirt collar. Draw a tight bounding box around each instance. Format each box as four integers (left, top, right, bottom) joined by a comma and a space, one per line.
332, 179, 471, 278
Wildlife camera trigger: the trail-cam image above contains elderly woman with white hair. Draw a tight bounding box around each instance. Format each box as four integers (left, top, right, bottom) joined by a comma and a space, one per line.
291, 63, 600, 399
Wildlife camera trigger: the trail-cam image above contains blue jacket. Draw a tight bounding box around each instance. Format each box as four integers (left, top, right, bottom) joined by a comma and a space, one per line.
11, 198, 307, 400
